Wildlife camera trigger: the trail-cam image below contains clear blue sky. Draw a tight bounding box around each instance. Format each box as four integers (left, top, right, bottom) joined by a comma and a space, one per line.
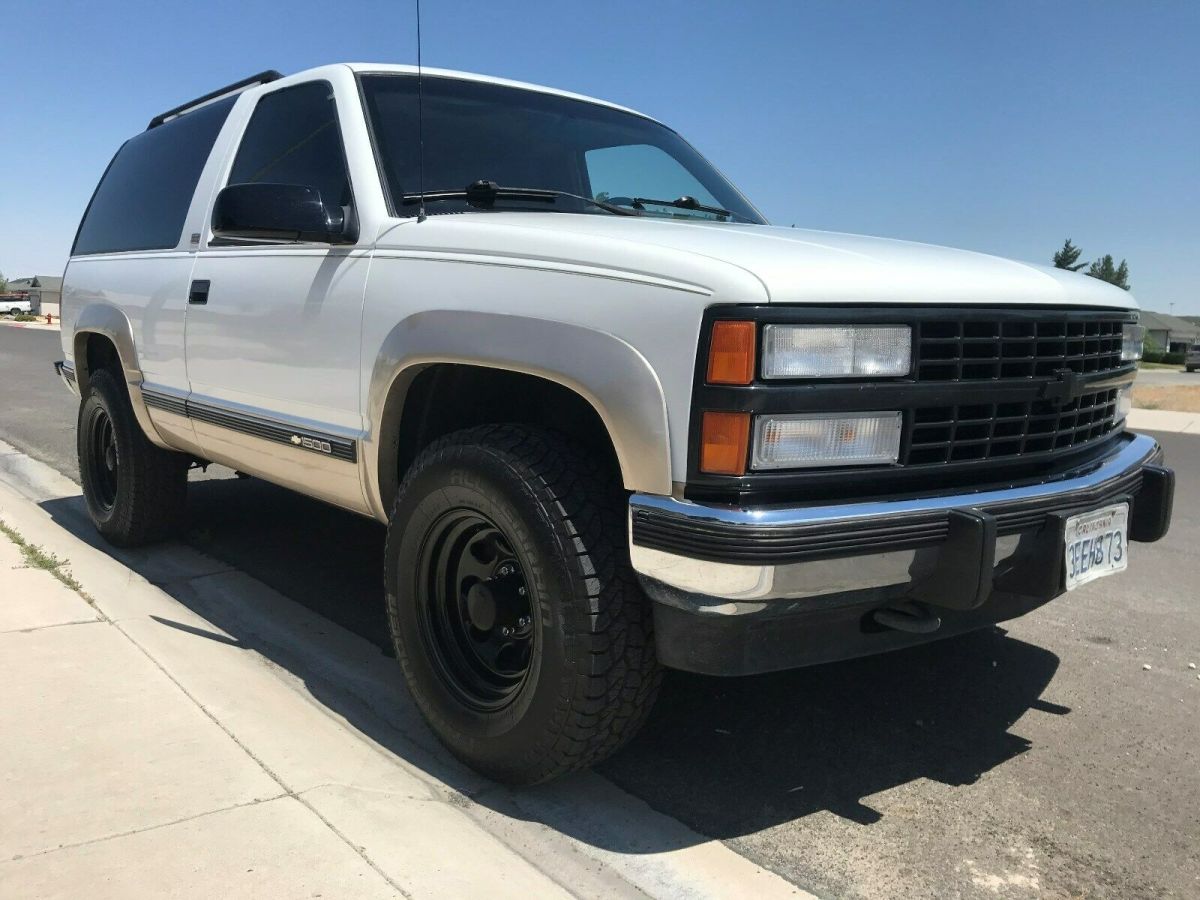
2, 0, 1197, 314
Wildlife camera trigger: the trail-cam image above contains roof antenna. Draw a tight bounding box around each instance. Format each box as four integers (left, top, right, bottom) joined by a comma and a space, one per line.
415, 0, 427, 223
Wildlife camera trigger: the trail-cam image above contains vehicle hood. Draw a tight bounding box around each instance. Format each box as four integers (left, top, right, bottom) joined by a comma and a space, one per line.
469, 215, 1137, 310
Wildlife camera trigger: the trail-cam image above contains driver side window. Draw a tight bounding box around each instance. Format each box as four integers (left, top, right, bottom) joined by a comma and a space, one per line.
228, 81, 353, 215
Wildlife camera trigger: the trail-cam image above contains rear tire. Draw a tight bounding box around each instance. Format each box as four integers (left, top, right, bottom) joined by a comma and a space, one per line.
77, 368, 188, 546
384, 424, 661, 784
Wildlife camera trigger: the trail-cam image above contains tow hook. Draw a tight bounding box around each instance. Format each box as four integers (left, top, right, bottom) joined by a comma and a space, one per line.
872, 601, 942, 634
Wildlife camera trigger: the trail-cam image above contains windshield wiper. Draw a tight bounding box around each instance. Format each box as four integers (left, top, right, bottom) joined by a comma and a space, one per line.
401, 180, 640, 216
631, 195, 732, 219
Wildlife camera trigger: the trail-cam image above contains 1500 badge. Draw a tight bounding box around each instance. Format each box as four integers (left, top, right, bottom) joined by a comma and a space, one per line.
291, 434, 332, 454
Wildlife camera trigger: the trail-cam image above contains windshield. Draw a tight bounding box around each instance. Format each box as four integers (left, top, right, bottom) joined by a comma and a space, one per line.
359, 74, 766, 225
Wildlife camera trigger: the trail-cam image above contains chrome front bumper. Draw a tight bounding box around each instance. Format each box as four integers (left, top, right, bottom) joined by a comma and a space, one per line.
630, 431, 1173, 674
630, 432, 1172, 603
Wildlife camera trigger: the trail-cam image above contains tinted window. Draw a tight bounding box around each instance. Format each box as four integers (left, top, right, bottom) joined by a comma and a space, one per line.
359, 75, 764, 224
226, 81, 352, 212
585, 144, 721, 209
73, 96, 235, 255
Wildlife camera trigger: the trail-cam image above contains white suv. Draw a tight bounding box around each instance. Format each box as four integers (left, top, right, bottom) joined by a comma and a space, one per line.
57, 65, 1175, 783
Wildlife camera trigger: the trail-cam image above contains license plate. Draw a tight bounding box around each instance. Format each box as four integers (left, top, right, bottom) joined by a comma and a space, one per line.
1064, 503, 1129, 591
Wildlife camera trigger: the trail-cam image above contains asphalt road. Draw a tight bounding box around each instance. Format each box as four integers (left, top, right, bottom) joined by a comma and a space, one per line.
3, 324, 1198, 899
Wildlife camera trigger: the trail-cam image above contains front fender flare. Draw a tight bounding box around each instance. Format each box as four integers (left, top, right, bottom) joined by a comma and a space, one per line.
365, 311, 673, 520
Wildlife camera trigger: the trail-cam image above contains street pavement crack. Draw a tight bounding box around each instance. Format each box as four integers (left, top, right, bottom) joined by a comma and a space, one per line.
0, 617, 102, 635
5, 795, 289, 863
110, 618, 415, 899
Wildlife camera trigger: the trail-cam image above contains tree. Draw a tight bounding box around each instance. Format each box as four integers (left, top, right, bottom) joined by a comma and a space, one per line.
1052, 238, 1087, 271
0, 271, 7, 293
1086, 254, 1131, 291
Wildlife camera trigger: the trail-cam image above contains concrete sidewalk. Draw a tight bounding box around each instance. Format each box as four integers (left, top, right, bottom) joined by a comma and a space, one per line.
0, 516, 569, 899
0, 319, 59, 331
1126, 407, 1200, 434
0, 440, 805, 900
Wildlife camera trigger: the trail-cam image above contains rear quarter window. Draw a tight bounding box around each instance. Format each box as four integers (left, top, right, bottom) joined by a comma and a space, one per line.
72, 95, 236, 256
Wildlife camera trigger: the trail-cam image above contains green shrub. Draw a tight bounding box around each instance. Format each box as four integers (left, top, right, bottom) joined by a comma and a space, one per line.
1142, 350, 1185, 365
12, 314, 39, 322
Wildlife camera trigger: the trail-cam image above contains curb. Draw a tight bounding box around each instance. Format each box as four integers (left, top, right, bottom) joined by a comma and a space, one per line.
0, 438, 810, 899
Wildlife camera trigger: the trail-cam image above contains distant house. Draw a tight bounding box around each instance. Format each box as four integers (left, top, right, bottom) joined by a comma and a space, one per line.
2, 276, 63, 315
1140, 310, 1199, 353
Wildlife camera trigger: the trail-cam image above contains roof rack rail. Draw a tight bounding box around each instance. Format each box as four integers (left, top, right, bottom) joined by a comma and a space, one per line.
147, 69, 283, 130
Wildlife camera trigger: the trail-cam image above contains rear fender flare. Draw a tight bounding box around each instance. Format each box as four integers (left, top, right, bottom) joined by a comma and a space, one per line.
72, 304, 169, 448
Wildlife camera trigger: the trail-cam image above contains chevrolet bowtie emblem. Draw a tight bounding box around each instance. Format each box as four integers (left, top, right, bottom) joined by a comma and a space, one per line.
1041, 368, 1084, 406
290, 434, 333, 454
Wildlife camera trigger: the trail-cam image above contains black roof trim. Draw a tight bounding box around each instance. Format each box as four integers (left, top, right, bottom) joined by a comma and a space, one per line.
147, 70, 283, 130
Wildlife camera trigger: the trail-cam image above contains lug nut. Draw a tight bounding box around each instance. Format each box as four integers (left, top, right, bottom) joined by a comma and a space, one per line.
501, 626, 512, 637
517, 616, 530, 628
517, 587, 526, 596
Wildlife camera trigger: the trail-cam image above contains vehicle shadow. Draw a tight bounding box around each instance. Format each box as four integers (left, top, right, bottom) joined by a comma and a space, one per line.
598, 630, 1056, 837
39, 473, 1062, 853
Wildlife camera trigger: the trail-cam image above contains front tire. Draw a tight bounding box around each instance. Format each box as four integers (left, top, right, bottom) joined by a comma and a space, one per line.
384, 425, 661, 784
77, 368, 188, 546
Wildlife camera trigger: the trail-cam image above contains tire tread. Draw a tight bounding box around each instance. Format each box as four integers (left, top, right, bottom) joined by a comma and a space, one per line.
78, 368, 188, 546
385, 424, 661, 783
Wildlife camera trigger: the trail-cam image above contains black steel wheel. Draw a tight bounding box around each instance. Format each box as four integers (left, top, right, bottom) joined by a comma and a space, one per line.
385, 425, 661, 785
83, 406, 120, 512
77, 368, 189, 546
417, 510, 536, 711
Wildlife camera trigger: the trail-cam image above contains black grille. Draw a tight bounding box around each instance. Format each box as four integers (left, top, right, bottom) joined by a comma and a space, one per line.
686, 305, 1140, 504
906, 388, 1120, 465
916, 315, 1127, 382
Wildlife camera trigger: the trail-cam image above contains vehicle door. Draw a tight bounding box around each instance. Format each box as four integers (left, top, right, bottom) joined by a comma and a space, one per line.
185, 79, 370, 512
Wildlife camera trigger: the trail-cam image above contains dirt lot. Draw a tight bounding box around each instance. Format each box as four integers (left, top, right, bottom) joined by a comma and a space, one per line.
1132, 384, 1200, 412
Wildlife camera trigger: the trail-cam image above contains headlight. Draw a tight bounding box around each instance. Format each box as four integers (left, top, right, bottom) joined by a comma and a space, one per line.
1115, 384, 1133, 422
752, 412, 902, 469
762, 325, 911, 378
1121, 323, 1145, 361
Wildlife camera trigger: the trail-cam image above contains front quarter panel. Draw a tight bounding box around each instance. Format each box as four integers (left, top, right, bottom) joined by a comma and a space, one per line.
361, 216, 768, 519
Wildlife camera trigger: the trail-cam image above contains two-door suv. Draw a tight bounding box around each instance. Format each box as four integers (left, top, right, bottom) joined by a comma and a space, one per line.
58, 65, 1174, 783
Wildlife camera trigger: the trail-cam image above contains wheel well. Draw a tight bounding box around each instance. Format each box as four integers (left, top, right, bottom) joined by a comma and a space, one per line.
381, 364, 622, 505
76, 332, 124, 395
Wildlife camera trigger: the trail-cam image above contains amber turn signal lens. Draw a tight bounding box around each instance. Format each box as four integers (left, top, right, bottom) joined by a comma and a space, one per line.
707, 321, 756, 385
699, 411, 751, 475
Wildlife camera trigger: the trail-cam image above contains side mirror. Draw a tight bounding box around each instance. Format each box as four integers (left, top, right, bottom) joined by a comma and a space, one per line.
211, 183, 355, 244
